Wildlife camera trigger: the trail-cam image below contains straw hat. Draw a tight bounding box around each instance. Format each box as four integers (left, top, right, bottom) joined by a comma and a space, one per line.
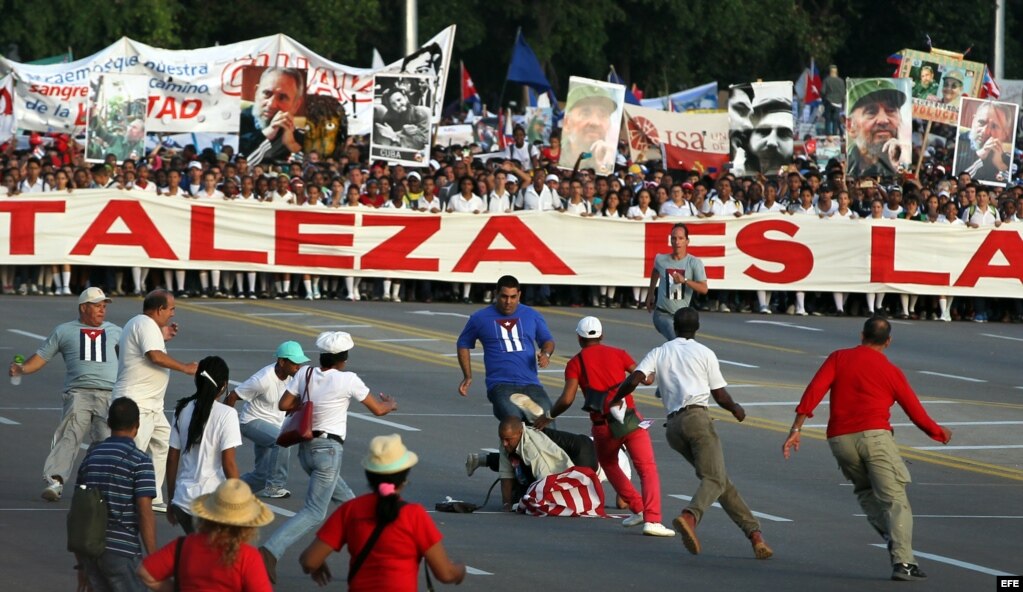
362, 434, 419, 474
190, 479, 274, 527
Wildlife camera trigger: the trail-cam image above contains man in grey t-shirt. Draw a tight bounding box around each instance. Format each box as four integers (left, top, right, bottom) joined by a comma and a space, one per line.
8, 288, 121, 502
645, 223, 709, 341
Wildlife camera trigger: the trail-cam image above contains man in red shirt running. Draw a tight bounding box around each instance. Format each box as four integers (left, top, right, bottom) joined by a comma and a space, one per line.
783, 316, 952, 582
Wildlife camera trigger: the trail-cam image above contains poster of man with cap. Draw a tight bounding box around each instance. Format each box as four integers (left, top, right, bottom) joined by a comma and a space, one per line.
845, 78, 912, 177
728, 81, 793, 176
953, 97, 1018, 187
85, 73, 149, 163
558, 77, 626, 175
896, 48, 984, 125
370, 73, 432, 168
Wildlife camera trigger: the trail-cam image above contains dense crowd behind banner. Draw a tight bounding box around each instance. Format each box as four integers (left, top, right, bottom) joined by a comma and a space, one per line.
0, 29, 455, 138
1, 190, 1020, 297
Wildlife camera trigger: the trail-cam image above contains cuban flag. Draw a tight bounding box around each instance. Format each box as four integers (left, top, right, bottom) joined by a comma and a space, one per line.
980, 66, 1001, 99
460, 61, 482, 115
79, 328, 107, 362
496, 318, 523, 352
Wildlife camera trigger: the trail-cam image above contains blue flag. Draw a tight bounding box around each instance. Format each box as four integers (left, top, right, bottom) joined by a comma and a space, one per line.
506, 31, 552, 93
607, 68, 641, 105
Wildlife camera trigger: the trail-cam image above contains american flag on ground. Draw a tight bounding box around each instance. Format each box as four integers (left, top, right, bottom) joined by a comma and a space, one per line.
519, 466, 607, 517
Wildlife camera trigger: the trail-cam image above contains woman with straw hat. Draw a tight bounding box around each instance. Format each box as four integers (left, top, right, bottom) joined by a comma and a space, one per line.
137, 478, 274, 590
300, 434, 466, 590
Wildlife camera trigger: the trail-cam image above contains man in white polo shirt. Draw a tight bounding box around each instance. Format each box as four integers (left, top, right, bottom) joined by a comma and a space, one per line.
113, 289, 198, 511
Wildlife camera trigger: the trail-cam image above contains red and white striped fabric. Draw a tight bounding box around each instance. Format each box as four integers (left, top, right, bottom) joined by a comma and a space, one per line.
519, 466, 607, 517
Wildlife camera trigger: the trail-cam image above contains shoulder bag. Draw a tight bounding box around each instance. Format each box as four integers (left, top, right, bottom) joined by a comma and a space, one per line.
67, 445, 132, 557
276, 367, 315, 447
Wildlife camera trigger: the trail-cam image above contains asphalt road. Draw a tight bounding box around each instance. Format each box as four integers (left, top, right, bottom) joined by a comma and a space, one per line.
2, 295, 1021, 591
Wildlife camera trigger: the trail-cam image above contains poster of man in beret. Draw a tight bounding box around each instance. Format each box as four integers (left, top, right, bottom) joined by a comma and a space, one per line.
728, 81, 793, 176
558, 76, 626, 175
845, 78, 913, 177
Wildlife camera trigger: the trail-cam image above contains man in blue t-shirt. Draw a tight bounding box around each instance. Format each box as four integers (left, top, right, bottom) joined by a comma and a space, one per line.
457, 275, 556, 420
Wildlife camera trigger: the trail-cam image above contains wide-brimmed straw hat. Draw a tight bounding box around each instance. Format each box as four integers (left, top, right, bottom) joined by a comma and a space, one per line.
362, 434, 419, 474
190, 479, 274, 527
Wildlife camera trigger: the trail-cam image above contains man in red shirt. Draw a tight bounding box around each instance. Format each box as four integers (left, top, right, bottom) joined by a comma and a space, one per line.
783, 316, 952, 582
535, 316, 674, 537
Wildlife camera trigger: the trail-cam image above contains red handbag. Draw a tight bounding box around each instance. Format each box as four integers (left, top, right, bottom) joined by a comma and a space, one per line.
276, 367, 315, 447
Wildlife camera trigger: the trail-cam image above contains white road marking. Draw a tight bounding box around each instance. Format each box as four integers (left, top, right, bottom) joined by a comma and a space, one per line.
918, 371, 986, 383
229, 380, 241, 386
409, 310, 470, 319
443, 352, 483, 357
264, 503, 296, 517
669, 494, 791, 522
466, 566, 493, 576
719, 360, 759, 368
349, 413, 419, 431
173, 348, 276, 352
739, 400, 955, 407
804, 421, 1023, 429
915, 445, 1023, 451
869, 544, 1012, 576
8, 329, 46, 340
538, 369, 562, 373
481, 448, 499, 453
308, 324, 371, 329
248, 312, 308, 317
745, 320, 822, 332
859, 514, 1023, 519
371, 338, 439, 343
0, 416, 20, 425
0, 508, 67, 511
982, 333, 1023, 343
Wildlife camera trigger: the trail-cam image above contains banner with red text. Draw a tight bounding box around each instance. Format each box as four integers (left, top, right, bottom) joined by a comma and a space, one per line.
1, 28, 454, 136
0, 191, 1020, 297
624, 105, 729, 173
0, 74, 13, 143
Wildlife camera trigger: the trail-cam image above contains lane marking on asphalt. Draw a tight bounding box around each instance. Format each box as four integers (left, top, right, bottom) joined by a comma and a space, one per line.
0, 416, 20, 425
7, 329, 46, 340
745, 320, 823, 332
442, 352, 483, 357
481, 448, 499, 453
0, 508, 67, 511
248, 312, 309, 317
803, 421, 1023, 429
859, 514, 1023, 519
719, 360, 759, 368
409, 310, 470, 319
349, 412, 419, 431
371, 338, 439, 343
668, 494, 791, 522
264, 503, 296, 517
982, 333, 1023, 343
868, 544, 1012, 576
915, 445, 1023, 451
918, 371, 987, 383
466, 566, 493, 576
308, 324, 372, 329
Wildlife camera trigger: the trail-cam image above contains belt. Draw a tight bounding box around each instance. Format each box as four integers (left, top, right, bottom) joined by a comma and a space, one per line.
666, 404, 708, 420
312, 431, 344, 445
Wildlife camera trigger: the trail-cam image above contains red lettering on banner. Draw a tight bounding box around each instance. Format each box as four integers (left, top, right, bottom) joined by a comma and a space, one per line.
362, 214, 440, 271
75, 102, 87, 127
274, 210, 354, 268
870, 227, 948, 285
70, 200, 177, 259
451, 217, 573, 274
147, 97, 202, 120
0, 200, 66, 255
189, 205, 266, 264
643, 222, 725, 279
735, 220, 813, 283
954, 231, 1023, 287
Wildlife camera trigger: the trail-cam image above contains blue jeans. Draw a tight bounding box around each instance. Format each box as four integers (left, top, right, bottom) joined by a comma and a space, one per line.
83, 551, 145, 592
487, 383, 552, 423
240, 419, 290, 491
652, 309, 676, 342
263, 437, 355, 559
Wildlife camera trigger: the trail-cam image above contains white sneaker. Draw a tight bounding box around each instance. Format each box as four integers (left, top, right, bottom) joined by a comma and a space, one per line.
642, 522, 676, 537
718, 303, 732, 313
622, 512, 644, 527
41, 480, 63, 502
465, 453, 483, 477
258, 486, 291, 499
510, 393, 545, 422
152, 502, 168, 513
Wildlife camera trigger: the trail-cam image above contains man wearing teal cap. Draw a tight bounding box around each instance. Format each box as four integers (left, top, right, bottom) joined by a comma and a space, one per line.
561, 82, 619, 174
847, 79, 907, 177
225, 340, 311, 499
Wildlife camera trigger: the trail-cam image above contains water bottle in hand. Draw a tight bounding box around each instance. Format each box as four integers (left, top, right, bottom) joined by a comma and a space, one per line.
10, 355, 25, 386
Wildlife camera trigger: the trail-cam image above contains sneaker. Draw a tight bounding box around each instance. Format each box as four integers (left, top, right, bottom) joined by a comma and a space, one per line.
41, 480, 63, 502
258, 486, 291, 499
392, 296, 402, 303
973, 313, 987, 323
643, 522, 676, 537
758, 305, 772, 314
891, 563, 927, 581
672, 510, 701, 555
248, 292, 258, 300
465, 453, 483, 477
749, 530, 773, 559
622, 512, 644, 528
510, 393, 545, 422
152, 502, 168, 513
259, 546, 278, 584
718, 303, 732, 313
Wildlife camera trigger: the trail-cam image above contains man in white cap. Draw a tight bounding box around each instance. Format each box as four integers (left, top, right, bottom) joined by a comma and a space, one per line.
225, 340, 311, 499
114, 289, 198, 512
9, 287, 122, 502
260, 331, 398, 583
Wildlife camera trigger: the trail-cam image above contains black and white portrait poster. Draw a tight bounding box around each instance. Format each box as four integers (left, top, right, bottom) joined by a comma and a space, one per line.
728, 81, 794, 176
370, 73, 432, 166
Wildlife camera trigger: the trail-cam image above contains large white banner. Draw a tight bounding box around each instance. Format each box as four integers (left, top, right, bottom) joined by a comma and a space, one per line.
623, 105, 729, 173
0, 74, 13, 143
2, 28, 455, 136
1, 191, 1020, 297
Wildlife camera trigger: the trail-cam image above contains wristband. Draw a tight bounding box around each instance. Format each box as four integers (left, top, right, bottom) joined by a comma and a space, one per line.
790, 428, 801, 433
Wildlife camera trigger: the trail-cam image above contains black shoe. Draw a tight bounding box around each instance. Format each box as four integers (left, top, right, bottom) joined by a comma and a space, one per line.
891, 563, 927, 581
259, 546, 278, 584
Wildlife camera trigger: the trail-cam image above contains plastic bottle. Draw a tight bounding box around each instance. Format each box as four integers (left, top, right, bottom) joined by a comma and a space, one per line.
10, 355, 24, 386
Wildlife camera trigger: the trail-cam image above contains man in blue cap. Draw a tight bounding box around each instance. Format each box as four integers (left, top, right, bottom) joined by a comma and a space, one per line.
225, 340, 311, 498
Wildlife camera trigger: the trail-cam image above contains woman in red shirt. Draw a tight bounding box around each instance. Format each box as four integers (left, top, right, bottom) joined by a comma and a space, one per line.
300, 434, 466, 591
138, 479, 274, 591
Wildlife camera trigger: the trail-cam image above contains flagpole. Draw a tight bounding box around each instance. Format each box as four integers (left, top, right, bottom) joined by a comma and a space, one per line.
460, 60, 464, 106
498, 28, 521, 113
